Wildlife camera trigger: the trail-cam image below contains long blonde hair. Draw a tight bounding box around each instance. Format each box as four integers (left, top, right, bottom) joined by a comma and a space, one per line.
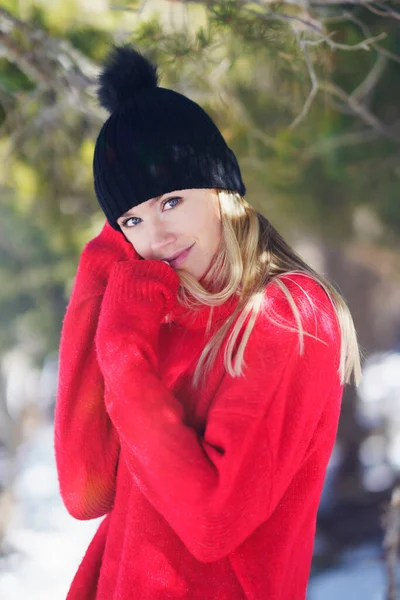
174, 189, 363, 390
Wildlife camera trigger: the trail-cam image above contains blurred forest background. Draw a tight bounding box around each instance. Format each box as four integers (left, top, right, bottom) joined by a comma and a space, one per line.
0, 0, 400, 598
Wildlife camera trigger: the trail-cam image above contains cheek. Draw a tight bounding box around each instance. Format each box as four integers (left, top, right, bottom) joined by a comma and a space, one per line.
193, 213, 222, 268
194, 202, 221, 240
122, 233, 146, 258
204, 210, 222, 250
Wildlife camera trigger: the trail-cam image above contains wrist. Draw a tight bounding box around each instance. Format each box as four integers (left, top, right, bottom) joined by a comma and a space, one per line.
105, 260, 180, 315
95, 260, 180, 375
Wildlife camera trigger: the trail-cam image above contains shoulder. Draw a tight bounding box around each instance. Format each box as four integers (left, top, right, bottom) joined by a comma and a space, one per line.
228, 272, 342, 389
265, 271, 332, 310
234, 272, 342, 390
258, 271, 341, 353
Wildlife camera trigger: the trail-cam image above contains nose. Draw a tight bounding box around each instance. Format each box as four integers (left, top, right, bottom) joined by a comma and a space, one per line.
147, 220, 177, 257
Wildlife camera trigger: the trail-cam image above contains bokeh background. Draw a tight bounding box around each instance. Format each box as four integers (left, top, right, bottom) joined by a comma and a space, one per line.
0, 1, 400, 598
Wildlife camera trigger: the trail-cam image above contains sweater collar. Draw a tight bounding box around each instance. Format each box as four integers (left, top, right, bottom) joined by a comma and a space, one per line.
162, 292, 240, 330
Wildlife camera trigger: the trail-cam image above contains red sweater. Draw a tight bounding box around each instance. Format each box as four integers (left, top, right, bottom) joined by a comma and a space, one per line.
54, 248, 343, 600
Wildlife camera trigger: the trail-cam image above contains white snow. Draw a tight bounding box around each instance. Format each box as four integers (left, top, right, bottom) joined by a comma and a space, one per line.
0, 423, 101, 600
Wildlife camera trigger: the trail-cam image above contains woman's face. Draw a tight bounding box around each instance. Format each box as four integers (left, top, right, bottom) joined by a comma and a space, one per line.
117, 188, 222, 281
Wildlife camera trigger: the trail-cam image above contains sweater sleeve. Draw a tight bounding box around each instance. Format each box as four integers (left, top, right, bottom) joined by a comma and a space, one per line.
54, 258, 121, 520
96, 265, 343, 562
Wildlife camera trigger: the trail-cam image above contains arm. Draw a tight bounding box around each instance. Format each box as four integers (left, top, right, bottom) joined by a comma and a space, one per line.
95, 262, 343, 560
54, 222, 138, 520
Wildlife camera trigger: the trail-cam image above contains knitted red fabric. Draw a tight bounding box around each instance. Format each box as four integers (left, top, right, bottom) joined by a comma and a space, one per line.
54, 253, 344, 600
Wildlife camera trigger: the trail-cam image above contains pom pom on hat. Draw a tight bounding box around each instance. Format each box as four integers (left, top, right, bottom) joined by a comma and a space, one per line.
96, 44, 159, 114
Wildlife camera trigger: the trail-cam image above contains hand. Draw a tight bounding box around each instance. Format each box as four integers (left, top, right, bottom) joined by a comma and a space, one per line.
83, 221, 140, 284
105, 259, 180, 322
73, 220, 140, 301
95, 259, 180, 375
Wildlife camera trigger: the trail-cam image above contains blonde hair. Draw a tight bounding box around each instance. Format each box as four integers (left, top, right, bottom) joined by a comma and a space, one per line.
174, 189, 363, 390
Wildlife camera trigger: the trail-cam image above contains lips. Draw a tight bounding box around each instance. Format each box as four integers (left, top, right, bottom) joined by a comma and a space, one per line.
167, 244, 194, 268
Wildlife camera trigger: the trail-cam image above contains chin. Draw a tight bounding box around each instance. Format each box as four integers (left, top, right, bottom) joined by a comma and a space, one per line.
177, 259, 210, 283
177, 266, 202, 283
189, 269, 203, 281
198, 266, 211, 285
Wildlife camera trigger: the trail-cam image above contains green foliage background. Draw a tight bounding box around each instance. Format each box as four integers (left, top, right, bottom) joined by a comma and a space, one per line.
1, 0, 400, 365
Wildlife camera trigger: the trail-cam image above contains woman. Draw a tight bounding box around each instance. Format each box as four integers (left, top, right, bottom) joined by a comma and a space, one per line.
54, 44, 362, 599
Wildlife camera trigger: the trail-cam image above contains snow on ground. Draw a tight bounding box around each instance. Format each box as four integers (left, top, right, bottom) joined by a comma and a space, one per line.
0, 421, 395, 599
0, 422, 101, 600
307, 544, 388, 600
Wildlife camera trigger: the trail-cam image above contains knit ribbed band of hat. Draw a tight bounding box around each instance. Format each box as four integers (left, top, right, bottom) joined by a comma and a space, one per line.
93, 43, 246, 231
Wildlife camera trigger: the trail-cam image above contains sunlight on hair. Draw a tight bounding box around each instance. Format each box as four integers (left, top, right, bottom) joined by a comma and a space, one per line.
168, 189, 362, 390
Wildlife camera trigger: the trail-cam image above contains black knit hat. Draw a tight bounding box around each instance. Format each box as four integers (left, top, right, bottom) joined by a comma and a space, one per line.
93, 44, 246, 230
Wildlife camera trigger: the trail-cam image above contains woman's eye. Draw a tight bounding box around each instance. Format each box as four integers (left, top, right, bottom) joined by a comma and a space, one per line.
122, 216, 140, 228
121, 197, 181, 228
163, 196, 181, 210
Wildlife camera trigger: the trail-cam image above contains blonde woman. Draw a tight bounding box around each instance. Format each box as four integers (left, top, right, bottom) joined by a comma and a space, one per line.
54, 44, 361, 600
